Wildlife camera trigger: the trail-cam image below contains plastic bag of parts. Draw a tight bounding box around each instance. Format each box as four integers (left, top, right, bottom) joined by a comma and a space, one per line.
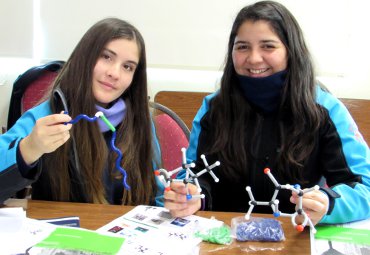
231, 216, 285, 242
194, 223, 232, 245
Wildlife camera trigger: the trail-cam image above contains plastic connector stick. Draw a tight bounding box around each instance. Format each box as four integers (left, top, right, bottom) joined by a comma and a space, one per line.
99, 114, 116, 132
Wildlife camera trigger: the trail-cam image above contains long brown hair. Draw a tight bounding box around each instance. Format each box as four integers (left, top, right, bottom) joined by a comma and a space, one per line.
42, 18, 158, 204
208, 1, 324, 182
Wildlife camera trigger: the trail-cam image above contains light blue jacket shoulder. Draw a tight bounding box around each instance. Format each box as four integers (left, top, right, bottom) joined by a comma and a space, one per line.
0, 101, 52, 172
186, 92, 217, 163
315, 87, 370, 223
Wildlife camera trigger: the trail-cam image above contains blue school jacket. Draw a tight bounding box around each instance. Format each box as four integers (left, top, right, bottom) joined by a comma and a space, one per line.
186, 87, 370, 224
0, 100, 164, 206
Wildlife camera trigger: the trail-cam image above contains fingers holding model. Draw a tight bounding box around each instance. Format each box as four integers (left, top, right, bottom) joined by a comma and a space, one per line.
164, 182, 201, 218
19, 113, 72, 165
290, 189, 329, 225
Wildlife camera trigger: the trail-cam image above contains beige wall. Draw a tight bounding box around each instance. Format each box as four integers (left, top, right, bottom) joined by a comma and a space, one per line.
1, 0, 370, 130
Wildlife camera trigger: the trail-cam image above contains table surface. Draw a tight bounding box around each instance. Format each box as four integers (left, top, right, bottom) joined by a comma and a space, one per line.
25, 200, 311, 255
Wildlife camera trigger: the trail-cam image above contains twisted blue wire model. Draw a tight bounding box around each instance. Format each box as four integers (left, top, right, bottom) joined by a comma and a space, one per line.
66, 112, 131, 190
67, 114, 98, 124
110, 131, 130, 190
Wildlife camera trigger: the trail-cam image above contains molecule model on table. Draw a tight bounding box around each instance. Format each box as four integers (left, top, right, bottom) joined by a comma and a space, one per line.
245, 168, 319, 233
155, 147, 220, 200
66, 111, 130, 190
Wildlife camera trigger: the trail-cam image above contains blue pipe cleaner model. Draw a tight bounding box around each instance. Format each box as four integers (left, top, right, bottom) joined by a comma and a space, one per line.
66, 112, 130, 190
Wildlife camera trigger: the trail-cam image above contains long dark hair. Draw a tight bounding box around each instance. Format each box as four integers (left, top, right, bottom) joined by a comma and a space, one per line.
208, 1, 324, 182
43, 18, 158, 204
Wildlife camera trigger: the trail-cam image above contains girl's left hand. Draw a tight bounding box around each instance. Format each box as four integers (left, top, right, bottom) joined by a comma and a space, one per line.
290, 189, 329, 226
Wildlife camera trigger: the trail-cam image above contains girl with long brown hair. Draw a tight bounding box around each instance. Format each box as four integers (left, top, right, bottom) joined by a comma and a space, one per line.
0, 18, 163, 206
165, 1, 370, 225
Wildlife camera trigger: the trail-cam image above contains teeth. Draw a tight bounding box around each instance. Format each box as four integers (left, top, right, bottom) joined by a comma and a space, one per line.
249, 69, 268, 74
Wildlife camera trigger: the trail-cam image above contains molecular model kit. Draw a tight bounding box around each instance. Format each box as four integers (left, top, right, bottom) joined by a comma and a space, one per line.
66, 111, 130, 190
245, 167, 319, 233
155, 148, 220, 200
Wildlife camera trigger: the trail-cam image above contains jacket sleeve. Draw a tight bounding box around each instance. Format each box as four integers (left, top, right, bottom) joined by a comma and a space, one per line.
150, 117, 165, 207
181, 93, 218, 210
0, 103, 49, 203
0, 135, 35, 203
154, 178, 165, 207
186, 92, 217, 164
317, 89, 370, 224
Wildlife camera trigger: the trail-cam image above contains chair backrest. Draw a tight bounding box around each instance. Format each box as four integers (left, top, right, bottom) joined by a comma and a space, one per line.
22, 70, 59, 113
6, 61, 64, 199
7, 60, 65, 130
154, 91, 210, 130
150, 102, 190, 171
340, 98, 370, 145
154, 91, 370, 145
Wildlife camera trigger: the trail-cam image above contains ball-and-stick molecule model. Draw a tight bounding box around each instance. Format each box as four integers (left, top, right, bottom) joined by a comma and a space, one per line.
155, 147, 220, 200
66, 111, 130, 190
245, 168, 319, 233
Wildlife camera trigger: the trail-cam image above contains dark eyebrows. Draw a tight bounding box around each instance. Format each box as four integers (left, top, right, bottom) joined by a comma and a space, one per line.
234, 39, 280, 45
102, 48, 117, 56
127, 60, 138, 67
103, 48, 139, 66
234, 40, 247, 45
261, 39, 280, 44
103, 48, 116, 56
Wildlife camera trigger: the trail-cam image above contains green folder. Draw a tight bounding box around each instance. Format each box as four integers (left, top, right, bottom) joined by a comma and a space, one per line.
34, 227, 125, 254
315, 225, 370, 246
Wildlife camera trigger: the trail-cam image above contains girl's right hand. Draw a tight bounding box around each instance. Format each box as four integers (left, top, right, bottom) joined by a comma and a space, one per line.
19, 113, 72, 165
164, 182, 201, 217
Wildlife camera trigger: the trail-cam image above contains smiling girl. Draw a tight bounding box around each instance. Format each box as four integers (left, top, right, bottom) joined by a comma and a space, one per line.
165, 1, 370, 225
0, 18, 164, 206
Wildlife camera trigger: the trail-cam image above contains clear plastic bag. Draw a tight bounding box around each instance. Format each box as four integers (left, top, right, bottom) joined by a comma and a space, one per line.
194, 223, 232, 245
231, 216, 285, 242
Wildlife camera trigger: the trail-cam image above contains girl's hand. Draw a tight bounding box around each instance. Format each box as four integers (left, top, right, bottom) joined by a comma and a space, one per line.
20, 113, 72, 165
290, 189, 329, 225
164, 182, 201, 217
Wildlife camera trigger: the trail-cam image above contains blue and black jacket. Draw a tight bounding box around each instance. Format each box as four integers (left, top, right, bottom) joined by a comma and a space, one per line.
0, 91, 164, 205
187, 87, 370, 224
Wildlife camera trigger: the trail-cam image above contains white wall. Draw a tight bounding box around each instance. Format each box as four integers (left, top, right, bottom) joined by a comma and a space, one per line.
1, 0, 370, 130
0, 1, 33, 58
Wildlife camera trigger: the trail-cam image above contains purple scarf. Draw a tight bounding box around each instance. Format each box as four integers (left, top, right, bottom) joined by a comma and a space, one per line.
95, 98, 126, 132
